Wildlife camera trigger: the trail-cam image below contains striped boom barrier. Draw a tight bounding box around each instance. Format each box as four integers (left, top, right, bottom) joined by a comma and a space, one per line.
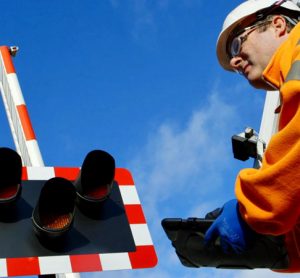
0, 46, 44, 166
0, 167, 157, 277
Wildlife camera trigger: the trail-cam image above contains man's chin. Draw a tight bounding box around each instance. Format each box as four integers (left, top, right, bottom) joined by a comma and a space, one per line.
248, 78, 276, 91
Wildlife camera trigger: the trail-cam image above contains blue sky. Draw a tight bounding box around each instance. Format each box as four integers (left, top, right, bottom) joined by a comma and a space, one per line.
0, 0, 298, 277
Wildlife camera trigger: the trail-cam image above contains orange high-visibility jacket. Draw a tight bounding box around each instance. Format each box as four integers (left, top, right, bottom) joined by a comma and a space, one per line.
235, 22, 300, 272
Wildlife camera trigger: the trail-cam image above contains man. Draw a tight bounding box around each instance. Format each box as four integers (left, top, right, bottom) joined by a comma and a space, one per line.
204, 0, 300, 272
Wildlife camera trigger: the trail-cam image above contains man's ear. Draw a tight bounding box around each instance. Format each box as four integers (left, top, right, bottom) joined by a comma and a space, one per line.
272, 15, 288, 37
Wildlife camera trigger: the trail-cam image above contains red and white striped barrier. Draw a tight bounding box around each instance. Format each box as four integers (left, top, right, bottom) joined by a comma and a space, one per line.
0, 46, 44, 166
0, 167, 157, 277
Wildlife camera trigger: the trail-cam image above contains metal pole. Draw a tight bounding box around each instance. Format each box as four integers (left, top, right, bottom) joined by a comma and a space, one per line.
254, 90, 280, 168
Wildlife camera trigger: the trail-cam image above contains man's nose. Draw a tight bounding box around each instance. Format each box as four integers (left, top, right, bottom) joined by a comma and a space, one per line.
230, 56, 243, 71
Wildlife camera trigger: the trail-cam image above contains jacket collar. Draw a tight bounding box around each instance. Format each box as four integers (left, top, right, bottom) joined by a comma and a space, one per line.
262, 22, 300, 89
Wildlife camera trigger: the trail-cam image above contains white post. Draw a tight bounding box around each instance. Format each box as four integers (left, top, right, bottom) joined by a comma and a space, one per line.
254, 90, 280, 168
258, 91, 280, 144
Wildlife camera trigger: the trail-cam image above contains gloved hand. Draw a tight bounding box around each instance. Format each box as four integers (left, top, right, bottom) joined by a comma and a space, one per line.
205, 207, 222, 220
204, 199, 256, 254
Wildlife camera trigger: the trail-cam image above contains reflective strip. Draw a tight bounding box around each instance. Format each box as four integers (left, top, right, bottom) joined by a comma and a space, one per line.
0, 46, 15, 74
130, 224, 153, 245
7, 74, 25, 105
100, 253, 132, 270
119, 186, 141, 204
26, 140, 44, 166
297, 39, 300, 46
26, 167, 55, 180
0, 259, 7, 277
17, 104, 36, 140
286, 60, 300, 82
39, 256, 72, 275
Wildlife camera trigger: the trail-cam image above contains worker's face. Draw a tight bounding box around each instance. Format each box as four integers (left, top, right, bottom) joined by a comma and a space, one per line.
229, 16, 288, 90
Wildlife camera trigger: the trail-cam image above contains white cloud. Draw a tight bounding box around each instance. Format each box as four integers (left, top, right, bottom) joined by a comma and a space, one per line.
129, 92, 238, 219
109, 0, 119, 8
130, 0, 157, 44
81, 87, 272, 278
122, 91, 243, 277
81, 91, 238, 278
107, 0, 203, 46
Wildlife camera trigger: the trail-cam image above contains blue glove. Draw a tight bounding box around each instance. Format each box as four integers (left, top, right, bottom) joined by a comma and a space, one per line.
204, 199, 256, 254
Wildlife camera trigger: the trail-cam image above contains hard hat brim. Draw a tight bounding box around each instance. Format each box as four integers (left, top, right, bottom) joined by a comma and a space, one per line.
216, 0, 300, 71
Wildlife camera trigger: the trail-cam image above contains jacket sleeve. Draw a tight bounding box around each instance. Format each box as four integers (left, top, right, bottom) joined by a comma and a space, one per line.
235, 52, 300, 235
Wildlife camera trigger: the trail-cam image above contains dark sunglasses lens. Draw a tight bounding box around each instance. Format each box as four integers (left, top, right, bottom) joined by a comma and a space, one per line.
230, 37, 240, 57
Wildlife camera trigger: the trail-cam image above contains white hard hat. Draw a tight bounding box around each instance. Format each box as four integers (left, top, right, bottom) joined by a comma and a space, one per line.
217, 0, 300, 71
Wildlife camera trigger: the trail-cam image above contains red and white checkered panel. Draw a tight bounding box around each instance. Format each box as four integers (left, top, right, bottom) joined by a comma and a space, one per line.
1, 167, 157, 277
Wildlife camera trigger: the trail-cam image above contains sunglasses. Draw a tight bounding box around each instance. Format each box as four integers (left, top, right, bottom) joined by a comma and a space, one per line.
229, 20, 272, 58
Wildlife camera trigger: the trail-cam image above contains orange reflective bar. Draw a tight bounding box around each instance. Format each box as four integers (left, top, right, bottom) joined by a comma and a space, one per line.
17, 105, 36, 140
0, 46, 16, 74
